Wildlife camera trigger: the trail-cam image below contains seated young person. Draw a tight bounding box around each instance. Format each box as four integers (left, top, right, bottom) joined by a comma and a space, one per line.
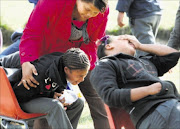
90, 35, 180, 129
1, 48, 90, 129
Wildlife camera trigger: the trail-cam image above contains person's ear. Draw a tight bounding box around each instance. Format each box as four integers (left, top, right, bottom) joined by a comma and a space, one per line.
105, 44, 114, 50
64, 67, 70, 74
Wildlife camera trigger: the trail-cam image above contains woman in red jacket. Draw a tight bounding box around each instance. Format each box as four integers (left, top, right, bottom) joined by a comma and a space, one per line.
19, 0, 110, 128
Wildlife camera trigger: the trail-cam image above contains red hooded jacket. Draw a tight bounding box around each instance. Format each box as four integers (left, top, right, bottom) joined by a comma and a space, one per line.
20, 0, 109, 70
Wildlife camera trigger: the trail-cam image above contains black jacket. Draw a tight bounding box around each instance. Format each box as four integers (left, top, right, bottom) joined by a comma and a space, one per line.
9, 52, 67, 103
90, 52, 180, 127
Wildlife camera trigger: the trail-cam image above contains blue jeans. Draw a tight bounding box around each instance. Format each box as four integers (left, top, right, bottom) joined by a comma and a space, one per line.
0, 39, 20, 58
139, 99, 180, 129
168, 1, 180, 50
129, 15, 161, 57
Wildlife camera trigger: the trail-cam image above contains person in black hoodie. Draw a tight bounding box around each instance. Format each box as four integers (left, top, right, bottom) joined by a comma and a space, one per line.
1, 48, 90, 129
90, 35, 180, 129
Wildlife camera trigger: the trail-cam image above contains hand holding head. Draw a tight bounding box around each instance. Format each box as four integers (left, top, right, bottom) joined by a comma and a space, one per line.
97, 35, 137, 59
117, 35, 141, 49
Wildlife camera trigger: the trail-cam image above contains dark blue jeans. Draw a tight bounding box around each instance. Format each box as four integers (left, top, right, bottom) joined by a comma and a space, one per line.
0, 39, 20, 58
139, 99, 180, 129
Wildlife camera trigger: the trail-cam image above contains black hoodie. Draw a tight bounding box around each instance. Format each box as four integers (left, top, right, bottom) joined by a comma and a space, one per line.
9, 52, 67, 103
90, 52, 180, 128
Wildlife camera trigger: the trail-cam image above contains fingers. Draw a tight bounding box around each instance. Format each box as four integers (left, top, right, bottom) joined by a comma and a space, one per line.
54, 92, 72, 107
63, 103, 72, 106
168, 69, 173, 73
26, 79, 37, 88
56, 92, 62, 97
22, 79, 30, 90
59, 97, 65, 103
118, 22, 125, 27
32, 67, 38, 76
30, 76, 39, 86
21, 62, 39, 90
18, 76, 39, 90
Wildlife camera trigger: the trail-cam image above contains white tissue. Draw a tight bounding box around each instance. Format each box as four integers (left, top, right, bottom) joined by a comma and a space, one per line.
59, 90, 78, 104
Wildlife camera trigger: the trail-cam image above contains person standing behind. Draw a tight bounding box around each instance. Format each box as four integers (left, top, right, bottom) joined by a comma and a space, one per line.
28, 0, 38, 5
167, 0, 180, 50
18, 0, 110, 128
0, 0, 37, 58
116, 0, 162, 57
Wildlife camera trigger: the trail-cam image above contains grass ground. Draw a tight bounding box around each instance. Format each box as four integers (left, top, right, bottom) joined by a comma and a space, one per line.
0, 1, 180, 129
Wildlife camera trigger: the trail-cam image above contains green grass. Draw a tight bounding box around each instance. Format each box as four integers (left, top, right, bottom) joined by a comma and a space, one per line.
77, 102, 94, 129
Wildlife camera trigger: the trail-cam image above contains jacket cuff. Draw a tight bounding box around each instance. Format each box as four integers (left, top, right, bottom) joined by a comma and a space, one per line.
157, 81, 169, 96
123, 89, 133, 105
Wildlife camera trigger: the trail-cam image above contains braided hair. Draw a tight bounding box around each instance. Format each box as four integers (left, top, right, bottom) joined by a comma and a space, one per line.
63, 48, 90, 70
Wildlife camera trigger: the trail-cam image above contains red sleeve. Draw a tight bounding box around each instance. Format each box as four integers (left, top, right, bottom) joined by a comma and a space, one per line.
19, 0, 68, 64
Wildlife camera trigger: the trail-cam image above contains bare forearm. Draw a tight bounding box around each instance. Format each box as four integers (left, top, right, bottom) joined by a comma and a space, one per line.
130, 87, 150, 102
138, 44, 178, 56
130, 82, 162, 102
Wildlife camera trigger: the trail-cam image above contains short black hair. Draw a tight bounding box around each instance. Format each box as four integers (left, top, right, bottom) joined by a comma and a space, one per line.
82, 0, 108, 13
97, 37, 112, 59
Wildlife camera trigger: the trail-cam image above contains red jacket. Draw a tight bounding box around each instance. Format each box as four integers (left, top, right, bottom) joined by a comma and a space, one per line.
20, 0, 109, 70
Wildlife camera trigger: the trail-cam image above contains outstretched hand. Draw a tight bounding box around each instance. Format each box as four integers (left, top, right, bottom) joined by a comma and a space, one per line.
18, 62, 39, 90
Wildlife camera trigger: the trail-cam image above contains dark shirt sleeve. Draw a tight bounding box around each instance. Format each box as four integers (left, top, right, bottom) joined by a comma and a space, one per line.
143, 52, 180, 76
116, 0, 134, 12
90, 60, 132, 108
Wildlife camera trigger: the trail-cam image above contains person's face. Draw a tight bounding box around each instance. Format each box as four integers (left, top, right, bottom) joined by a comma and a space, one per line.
106, 37, 136, 56
64, 67, 89, 85
76, 0, 100, 21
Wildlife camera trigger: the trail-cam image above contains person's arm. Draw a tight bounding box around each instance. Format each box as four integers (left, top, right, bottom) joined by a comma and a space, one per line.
90, 60, 162, 107
20, 0, 56, 64
19, 0, 67, 88
119, 35, 178, 56
130, 82, 161, 102
138, 44, 178, 56
117, 12, 125, 27
116, 0, 134, 27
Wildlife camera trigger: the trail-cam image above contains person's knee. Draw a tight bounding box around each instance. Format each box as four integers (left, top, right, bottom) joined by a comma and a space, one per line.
49, 99, 64, 111
77, 98, 84, 108
72, 98, 84, 109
